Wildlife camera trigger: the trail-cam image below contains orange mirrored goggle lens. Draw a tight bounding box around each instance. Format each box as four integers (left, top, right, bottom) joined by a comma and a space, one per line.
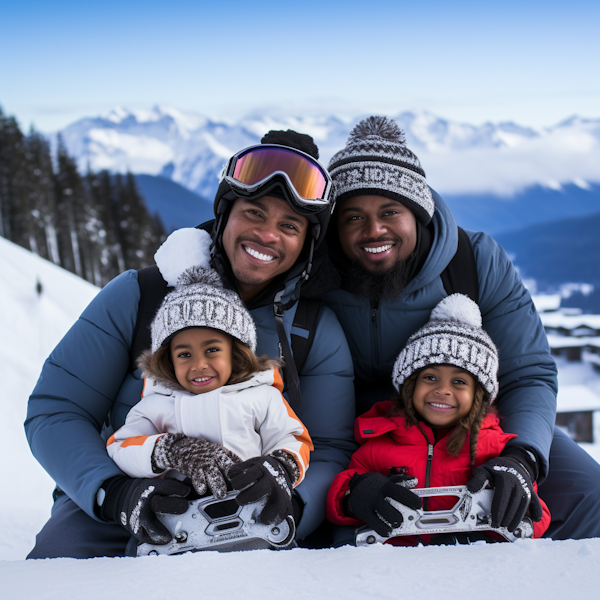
232, 147, 328, 200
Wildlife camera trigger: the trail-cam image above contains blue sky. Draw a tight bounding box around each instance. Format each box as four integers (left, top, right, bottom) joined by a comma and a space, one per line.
1, 0, 599, 132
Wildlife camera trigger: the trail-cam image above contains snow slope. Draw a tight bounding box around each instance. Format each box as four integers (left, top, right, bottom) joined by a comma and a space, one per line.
1, 236, 599, 599
0, 236, 99, 561
58, 106, 600, 199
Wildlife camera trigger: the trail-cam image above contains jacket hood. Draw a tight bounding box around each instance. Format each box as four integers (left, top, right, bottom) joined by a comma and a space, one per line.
313, 188, 459, 299
403, 189, 458, 296
354, 400, 513, 445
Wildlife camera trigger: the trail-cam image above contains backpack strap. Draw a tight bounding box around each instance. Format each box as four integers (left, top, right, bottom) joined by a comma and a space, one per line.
274, 296, 322, 407
129, 265, 170, 372
291, 297, 321, 375
440, 226, 479, 304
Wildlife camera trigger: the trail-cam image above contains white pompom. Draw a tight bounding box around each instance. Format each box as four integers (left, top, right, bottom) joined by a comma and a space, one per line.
154, 228, 212, 287
430, 294, 482, 328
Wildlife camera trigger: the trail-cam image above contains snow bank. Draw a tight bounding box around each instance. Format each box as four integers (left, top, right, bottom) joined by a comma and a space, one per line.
0, 237, 99, 561
2, 539, 599, 600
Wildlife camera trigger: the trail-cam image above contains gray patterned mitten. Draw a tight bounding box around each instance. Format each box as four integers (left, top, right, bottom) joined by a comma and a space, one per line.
271, 449, 300, 486
152, 433, 241, 498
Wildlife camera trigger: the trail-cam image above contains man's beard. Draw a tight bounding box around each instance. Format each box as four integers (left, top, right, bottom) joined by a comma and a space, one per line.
344, 251, 416, 304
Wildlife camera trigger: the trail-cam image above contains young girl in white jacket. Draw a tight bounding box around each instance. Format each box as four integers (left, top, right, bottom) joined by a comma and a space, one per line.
107, 229, 312, 528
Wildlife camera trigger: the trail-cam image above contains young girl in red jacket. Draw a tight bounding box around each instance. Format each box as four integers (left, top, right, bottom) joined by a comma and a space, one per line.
326, 293, 550, 545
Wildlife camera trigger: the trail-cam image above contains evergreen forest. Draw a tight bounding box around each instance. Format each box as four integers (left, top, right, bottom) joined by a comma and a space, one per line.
0, 106, 166, 287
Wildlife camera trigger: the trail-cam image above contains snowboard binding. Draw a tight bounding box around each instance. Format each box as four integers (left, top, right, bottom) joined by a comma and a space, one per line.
355, 485, 534, 547
137, 490, 296, 556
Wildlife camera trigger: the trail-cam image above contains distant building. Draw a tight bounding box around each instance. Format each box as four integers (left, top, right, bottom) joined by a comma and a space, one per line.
533, 295, 600, 443
540, 312, 600, 338
556, 385, 600, 443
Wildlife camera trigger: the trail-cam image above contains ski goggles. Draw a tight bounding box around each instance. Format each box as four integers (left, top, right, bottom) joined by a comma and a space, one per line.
220, 144, 333, 213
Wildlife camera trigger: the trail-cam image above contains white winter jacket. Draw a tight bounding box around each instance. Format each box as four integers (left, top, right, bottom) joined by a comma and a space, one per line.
107, 368, 312, 485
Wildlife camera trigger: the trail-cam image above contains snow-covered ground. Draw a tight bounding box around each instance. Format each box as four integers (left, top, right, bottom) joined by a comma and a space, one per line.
3, 538, 600, 600
2, 236, 599, 599
0, 237, 99, 562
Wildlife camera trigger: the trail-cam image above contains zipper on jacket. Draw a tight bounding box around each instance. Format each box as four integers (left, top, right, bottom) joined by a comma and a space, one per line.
370, 307, 380, 364
416, 424, 434, 511
423, 443, 434, 511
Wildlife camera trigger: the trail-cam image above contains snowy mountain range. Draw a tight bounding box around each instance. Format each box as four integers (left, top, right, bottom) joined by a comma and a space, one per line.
58, 105, 600, 200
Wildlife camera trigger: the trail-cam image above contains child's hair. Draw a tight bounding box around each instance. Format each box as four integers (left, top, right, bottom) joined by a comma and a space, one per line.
228, 339, 282, 386
393, 369, 492, 466
143, 333, 281, 390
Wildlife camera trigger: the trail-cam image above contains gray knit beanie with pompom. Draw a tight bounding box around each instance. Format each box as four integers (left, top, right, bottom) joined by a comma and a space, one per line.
151, 228, 257, 352
328, 115, 434, 225
391, 294, 499, 402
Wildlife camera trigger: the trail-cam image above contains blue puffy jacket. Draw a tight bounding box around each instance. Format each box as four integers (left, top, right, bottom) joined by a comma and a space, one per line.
322, 190, 557, 480
26, 261, 356, 540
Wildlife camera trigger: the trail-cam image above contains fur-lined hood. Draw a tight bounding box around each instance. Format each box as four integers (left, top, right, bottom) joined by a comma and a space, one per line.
137, 350, 188, 392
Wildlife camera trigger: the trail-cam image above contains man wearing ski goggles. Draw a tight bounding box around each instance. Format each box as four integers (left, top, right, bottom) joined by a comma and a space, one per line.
211, 136, 337, 308
206, 133, 353, 546
25, 129, 355, 559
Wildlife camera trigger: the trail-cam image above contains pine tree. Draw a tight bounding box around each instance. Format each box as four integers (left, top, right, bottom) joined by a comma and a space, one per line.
114, 172, 166, 271
23, 129, 60, 263
0, 106, 167, 286
126, 171, 166, 268
0, 107, 27, 243
86, 169, 121, 284
54, 135, 85, 276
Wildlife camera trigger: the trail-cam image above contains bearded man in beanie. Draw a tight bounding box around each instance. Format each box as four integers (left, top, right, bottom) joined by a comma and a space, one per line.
318, 115, 600, 541
25, 130, 355, 558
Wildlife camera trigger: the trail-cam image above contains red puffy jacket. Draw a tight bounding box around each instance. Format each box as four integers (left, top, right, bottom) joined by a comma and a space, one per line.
326, 401, 551, 541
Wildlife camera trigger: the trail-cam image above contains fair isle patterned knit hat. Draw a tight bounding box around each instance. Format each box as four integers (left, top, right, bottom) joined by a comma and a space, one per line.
328, 116, 435, 226
151, 228, 257, 353
392, 294, 499, 402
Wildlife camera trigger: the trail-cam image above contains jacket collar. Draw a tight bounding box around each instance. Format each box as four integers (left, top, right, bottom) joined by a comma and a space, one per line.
354, 401, 407, 442
140, 364, 279, 398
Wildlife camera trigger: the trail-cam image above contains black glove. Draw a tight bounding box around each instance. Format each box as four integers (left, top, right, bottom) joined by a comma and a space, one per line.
228, 454, 295, 525
152, 433, 241, 498
467, 455, 544, 532
344, 472, 422, 537
99, 475, 190, 544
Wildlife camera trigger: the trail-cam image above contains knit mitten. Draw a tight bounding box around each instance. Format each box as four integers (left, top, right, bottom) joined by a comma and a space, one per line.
152, 433, 241, 499
99, 475, 189, 544
467, 455, 543, 532
345, 472, 422, 537
228, 453, 298, 525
